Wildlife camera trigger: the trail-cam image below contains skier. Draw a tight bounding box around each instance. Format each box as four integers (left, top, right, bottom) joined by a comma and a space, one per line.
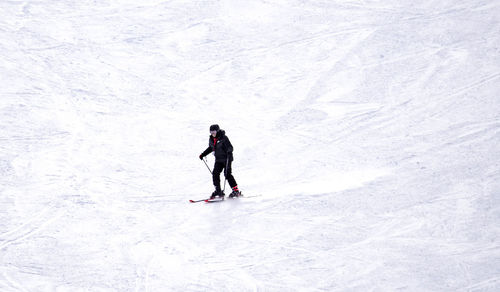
199, 124, 241, 199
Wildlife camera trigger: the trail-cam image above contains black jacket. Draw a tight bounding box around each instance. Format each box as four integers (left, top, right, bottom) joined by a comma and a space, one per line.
201, 130, 233, 162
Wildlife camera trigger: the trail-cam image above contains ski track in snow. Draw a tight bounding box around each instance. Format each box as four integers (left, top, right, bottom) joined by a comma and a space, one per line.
1, 0, 500, 291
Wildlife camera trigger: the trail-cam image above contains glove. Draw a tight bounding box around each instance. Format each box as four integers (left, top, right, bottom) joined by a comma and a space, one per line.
199, 154, 204, 160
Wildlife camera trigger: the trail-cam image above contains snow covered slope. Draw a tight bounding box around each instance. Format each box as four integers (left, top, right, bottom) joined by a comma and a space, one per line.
1, 0, 499, 291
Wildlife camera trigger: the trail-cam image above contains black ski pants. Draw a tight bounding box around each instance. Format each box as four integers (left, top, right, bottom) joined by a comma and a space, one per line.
213, 160, 237, 191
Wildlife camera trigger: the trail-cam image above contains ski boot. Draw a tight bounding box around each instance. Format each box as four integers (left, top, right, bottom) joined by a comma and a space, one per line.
210, 188, 225, 200
228, 186, 241, 198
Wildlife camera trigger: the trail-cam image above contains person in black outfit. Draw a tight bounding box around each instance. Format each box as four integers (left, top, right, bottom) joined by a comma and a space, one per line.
199, 124, 241, 199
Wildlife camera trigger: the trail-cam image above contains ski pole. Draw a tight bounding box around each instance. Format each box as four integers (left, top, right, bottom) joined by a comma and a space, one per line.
202, 157, 212, 174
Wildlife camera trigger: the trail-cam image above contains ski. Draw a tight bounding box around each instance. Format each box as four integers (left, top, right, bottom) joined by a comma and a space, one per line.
204, 194, 261, 203
190, 194, 261, 203
204, 198, 225, 203
236, 195, 261, 199
189, 198, 209, 203
189, 197, 225, 203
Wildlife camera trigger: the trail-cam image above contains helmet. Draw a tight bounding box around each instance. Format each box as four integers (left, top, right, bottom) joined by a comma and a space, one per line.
209, 124, 220, 132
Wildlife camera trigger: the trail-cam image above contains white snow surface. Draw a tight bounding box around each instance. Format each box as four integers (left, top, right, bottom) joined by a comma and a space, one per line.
1, 0, 500, 291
